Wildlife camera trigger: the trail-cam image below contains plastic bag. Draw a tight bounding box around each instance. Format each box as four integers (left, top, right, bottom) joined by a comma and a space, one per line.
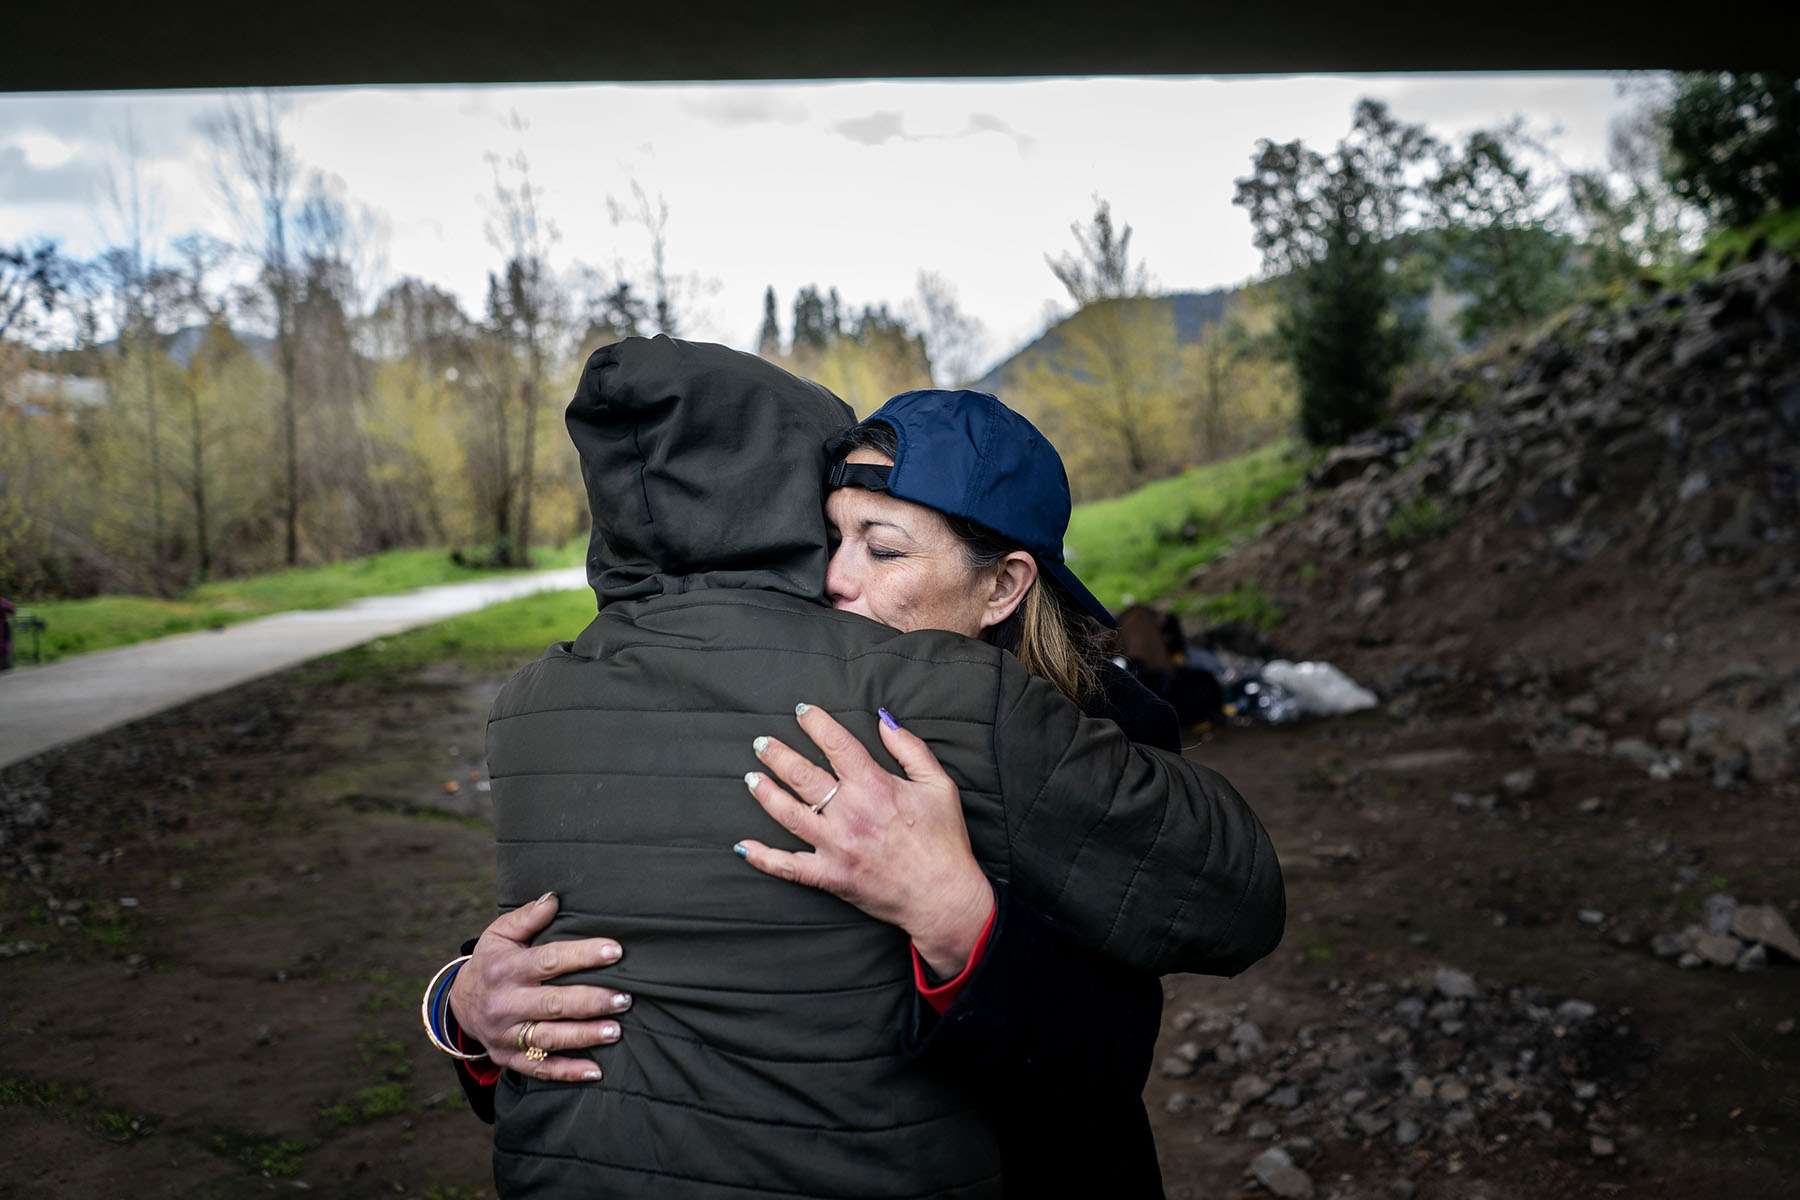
1260, 659, 1379, 716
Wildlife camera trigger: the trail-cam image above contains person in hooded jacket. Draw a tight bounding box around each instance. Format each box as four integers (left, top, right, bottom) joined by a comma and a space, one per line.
430, 336, 1283, 1199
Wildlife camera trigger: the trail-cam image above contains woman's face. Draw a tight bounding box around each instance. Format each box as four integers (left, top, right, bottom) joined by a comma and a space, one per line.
824, 449, 1034, 638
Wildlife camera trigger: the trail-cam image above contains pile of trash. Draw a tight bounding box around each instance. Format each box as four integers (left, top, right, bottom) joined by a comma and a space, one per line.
1107, 605, 1378, 728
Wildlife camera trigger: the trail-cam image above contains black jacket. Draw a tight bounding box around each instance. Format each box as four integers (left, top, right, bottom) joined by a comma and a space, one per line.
485, 336, 1284, 1198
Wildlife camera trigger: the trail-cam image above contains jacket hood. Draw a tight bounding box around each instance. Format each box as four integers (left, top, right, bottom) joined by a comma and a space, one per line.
567, 335, 855, 608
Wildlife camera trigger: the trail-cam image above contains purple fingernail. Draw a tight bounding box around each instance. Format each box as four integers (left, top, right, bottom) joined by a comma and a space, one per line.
879, 708, 900, 731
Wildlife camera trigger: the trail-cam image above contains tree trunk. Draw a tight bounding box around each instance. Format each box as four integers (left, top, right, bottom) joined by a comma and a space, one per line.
516, 375, 537, 569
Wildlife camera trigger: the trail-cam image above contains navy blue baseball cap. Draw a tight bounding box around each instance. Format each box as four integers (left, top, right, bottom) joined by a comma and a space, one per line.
826, 388, 1115, 628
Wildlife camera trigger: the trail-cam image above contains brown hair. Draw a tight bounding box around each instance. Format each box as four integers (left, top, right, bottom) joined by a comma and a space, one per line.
834, 422, 1101, 706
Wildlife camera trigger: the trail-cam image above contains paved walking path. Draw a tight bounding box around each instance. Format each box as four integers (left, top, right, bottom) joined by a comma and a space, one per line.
0, 567, 588, 770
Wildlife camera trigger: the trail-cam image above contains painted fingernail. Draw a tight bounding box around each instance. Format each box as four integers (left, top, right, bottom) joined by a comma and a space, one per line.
537, 891, 557, 905
879, 707, 900, 731
744, 772, 762, 792
584, 1068, 604, 1081
600, 1022, 621, 1041
794, 702, 811, 716
733, 842, 749, 858
612, 992, 632, 1010
599, 943, 621, 963
753, 736, 770, 756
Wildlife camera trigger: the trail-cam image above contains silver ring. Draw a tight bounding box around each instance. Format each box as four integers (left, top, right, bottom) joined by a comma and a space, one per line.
809, 784, 840, 815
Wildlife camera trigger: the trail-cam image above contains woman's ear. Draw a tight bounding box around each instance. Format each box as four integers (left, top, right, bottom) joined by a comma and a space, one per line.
979, 552, 1039, 630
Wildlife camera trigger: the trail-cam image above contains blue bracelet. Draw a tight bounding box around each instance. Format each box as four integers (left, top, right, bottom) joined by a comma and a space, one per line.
421, 955, 486, 1061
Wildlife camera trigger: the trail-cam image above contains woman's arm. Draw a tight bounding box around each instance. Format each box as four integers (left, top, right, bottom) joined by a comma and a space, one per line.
906, 879, 1162, 1095
437, 892, 633, 1121
736, 704, 995, 977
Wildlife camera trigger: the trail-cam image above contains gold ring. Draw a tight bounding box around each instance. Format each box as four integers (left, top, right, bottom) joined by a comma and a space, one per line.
525, 1045, 549, 1062
516, 1020, 538, 1052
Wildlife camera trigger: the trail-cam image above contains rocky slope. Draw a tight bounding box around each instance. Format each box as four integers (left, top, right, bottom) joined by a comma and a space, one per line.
1200, 248, 1800, 792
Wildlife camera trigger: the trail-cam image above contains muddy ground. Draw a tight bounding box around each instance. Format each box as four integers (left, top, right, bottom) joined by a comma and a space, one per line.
1, 628, 1793, 1200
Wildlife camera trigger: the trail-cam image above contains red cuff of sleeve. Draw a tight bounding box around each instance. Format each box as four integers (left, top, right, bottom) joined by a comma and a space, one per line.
456, 1027, 501, 1086
911, 902, 998, 1015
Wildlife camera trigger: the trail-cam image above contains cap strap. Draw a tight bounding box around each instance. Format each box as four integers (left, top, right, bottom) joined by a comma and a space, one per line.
826, 460, 893, 492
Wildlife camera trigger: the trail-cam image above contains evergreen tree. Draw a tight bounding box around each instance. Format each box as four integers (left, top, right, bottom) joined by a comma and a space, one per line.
1234, 99, 1435, 444
791, 285, 829, 354
757, 285, 782, 358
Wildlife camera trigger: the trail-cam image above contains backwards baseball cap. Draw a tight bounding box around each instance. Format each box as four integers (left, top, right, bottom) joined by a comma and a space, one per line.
826, 388, 1115, 628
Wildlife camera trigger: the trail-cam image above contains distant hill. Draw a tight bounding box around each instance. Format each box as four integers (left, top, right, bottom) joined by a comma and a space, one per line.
969, 289, 1236, 399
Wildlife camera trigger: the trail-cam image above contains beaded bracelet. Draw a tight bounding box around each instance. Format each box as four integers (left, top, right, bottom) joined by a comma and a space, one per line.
421, 954, 488, 1061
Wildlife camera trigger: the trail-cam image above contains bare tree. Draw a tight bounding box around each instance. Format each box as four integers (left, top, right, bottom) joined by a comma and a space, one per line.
913, 271, 988, 388
208, 91, 302, 565
484, 138, 563, 567
100, 118, 172, 581
605, 179, 717, 338
1046, 196, 1151, 308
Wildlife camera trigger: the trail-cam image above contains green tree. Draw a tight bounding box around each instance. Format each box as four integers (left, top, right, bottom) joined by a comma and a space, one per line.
791, 285, 829, 359
1234, 99, 1435, 444
1664, 72, 1800, 226
1569, 97, 1701, 284
1428, 123, 1574, 341
757, 285, 782, 359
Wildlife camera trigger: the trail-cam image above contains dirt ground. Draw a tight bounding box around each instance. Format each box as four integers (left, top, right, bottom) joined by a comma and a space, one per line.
2, 616, 1793, 1199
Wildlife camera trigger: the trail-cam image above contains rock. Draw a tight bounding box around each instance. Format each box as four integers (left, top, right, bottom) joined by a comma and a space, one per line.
1577, 909, 1607, 926
1159, 1055, 1197, 1079
1355, 586, 1389, 617
1245, 1119, 1279, 1140
1556, 999, 1598, 1023
1353, 1111, 1393, 1138
1695, 932, 1745, 967
1268, 1084, 1303, 1109
1437, 1079, 1470, 1104
1737, 943, 1768, 972
1501, 768, 1543, 799
1776, 1018, 1796, 1035
1677, 951, 1705, 969
1394, 1118, 1423, 1147
1610, 738, 1660, 767
1251, 1148, 1315, 1199
1164, 1091, 1198, 1115
1231, 1022, 1268, 1058
1590, 1134, 1617, 1157
1451, 791, 1497, 813
1232, 1073, 1274, 1104
1442, 1107, 1477, 1135
1701, 893, 1739, 936
1279, 1136, 1321, 1165
1578, 796, 1606, 814
1392, 1181, 1419, 1200
1434, 966, 1479, 999
1408, 1076, 1435, 1102
1654, 715, 1688, 745
1731, 904, 1800, 960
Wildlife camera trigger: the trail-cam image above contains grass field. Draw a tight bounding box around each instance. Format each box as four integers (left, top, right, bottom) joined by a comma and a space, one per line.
1063, 441, 1308, 618
11, 541, 584, 664
299, 586, 598, 682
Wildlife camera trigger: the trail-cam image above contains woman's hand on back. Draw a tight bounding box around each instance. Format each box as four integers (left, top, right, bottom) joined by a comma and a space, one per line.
737, 704, 996, 978
449, 893, 633, 1082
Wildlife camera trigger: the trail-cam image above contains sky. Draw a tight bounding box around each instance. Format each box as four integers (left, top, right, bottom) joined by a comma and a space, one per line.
0, 74, 1654, 373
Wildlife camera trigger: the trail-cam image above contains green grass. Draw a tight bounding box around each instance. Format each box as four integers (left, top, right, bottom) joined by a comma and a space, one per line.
15, 540, 584, 664
301, 586, 597, 682
1384, 494, 1464, 543
1064, 441, 1308, 611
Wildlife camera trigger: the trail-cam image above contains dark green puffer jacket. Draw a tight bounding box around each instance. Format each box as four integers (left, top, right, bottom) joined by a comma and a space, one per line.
488, 336, 1284, 1199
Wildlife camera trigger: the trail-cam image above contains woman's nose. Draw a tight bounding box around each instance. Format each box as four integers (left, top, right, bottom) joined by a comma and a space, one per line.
824, 546, 856, 604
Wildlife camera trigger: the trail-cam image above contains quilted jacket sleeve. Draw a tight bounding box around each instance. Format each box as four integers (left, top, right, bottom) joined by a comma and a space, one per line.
991, 656, 1285, 978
